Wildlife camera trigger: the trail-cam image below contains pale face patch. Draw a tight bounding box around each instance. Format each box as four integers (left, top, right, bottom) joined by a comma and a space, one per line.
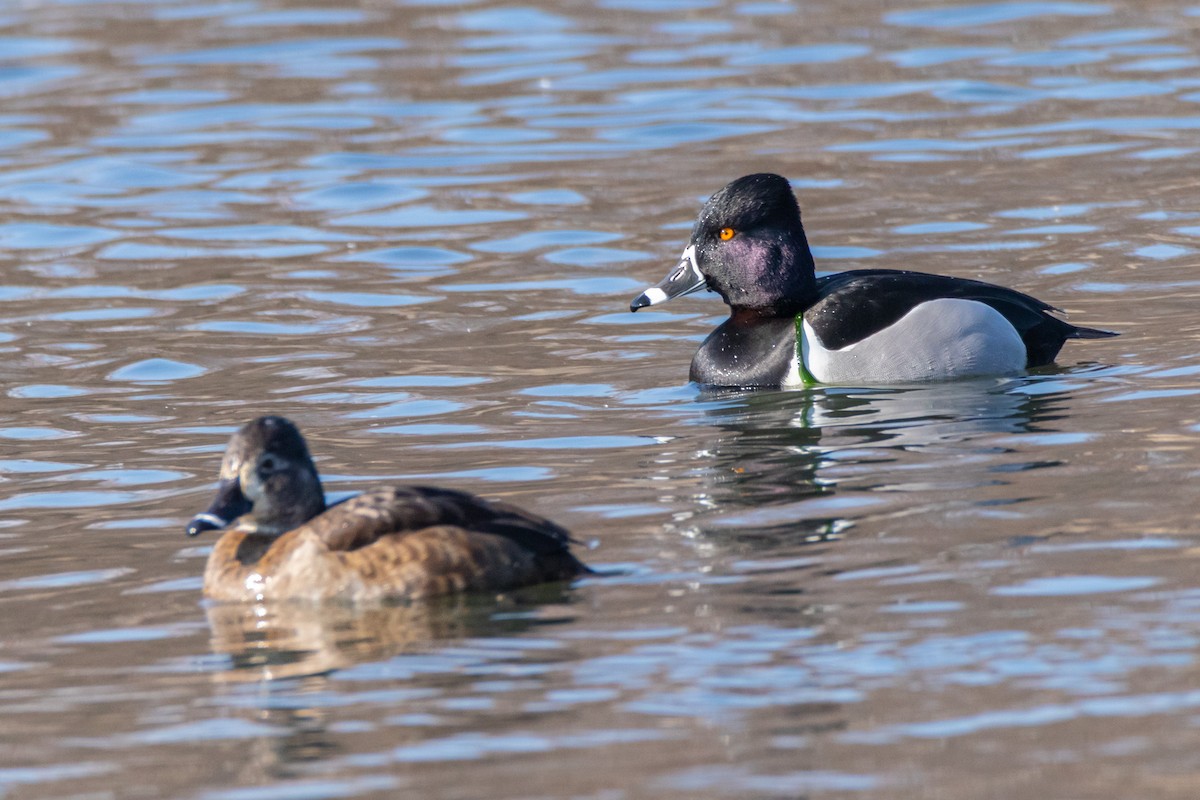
801, 297, 1027, 384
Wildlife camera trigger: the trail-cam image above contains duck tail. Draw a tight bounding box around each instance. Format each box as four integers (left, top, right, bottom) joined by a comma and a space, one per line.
1068, 325, 1119, 340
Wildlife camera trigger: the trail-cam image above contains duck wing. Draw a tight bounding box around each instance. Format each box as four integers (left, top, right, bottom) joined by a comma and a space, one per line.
810, 269, 1115, 364
313, 486, 576, 557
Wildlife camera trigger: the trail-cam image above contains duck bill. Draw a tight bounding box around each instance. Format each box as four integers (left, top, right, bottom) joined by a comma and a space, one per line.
186, 477, 251, 537
630, 245, 706, 311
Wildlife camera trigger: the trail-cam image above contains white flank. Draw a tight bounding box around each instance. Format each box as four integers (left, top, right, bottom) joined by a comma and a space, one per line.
801, 297, 1027, 384
779, 346, 806, 387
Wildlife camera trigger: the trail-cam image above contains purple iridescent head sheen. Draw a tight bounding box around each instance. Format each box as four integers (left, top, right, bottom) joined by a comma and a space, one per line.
688, 174, 816, 315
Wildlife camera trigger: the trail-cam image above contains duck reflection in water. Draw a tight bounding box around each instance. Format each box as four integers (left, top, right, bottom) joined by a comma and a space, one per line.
203, 594, 574, 783
205, 586, 574, 682
669, 378, 1072, 545
185, 416, 591, 603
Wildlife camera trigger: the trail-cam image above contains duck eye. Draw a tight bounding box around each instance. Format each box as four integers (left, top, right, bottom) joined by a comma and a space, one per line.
718, 227, 735, 241
259, 456, 278, 473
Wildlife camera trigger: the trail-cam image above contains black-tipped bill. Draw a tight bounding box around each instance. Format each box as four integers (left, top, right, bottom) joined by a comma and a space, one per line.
630, 245, 706, 312
186, 477, 250, 537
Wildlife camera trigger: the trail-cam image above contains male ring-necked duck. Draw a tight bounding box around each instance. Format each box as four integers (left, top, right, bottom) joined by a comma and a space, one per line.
630, 173, 1117, 387
186, 416, 590, 602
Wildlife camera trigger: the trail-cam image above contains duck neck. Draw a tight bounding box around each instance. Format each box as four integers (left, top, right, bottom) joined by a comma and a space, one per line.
234, 533, 277, 565
778, 227, 818, 315
246, 470, 327, 538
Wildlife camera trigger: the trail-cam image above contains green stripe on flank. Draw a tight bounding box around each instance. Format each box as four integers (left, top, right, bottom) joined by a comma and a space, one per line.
794, 314, 819, 386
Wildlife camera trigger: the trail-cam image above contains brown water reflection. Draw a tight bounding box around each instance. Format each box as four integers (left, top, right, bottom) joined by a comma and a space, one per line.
3, 0, 1200, 797
204, 589, 580, 683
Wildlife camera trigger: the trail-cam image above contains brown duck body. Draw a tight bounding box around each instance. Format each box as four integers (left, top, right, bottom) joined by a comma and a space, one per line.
188, 417, 590, 603
203, 487, 588, 602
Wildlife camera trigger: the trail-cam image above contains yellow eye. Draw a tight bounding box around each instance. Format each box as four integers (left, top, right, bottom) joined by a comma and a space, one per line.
719, 227, 735, 241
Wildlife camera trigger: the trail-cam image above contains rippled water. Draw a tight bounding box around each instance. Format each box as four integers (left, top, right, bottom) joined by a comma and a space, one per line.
3, 0, 1200, 797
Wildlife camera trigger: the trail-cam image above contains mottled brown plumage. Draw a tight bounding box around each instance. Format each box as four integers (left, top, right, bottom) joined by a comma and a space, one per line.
186, 416, 590, 603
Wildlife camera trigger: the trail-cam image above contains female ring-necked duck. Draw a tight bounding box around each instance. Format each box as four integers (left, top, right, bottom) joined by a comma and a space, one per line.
630, 173, 1117, 387
185, 416, 590, 602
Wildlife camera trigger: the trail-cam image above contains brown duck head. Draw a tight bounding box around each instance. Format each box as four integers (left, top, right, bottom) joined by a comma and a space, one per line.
186, 416, 327, 538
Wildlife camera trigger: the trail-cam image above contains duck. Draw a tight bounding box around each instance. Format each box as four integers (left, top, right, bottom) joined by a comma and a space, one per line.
630, 173, 1117, 387
185, 416, 590, 602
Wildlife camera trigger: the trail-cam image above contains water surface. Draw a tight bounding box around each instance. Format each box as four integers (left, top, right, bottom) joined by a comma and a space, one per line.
2, 0, 1200, 798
